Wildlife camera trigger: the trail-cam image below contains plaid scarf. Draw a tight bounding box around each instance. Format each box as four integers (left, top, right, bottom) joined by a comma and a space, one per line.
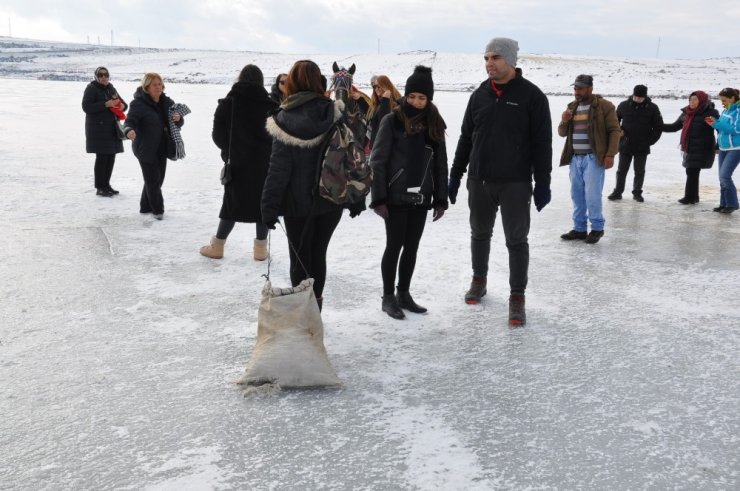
168, 103, 192, 160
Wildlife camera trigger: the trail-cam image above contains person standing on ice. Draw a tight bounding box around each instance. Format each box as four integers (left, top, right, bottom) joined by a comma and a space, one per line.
448, 37, 552, 326
123, 72, 184, 220
81, 66, 127, 197
559, 74, 620, 244
199, 64, 278, 260
705, 87, 740, 214
607, 84, 663, 203
368, 65, 449, 320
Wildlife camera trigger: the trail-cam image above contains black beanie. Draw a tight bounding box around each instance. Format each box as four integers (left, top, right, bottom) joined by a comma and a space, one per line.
405, 65, 434, 100
633, 84, 648, 98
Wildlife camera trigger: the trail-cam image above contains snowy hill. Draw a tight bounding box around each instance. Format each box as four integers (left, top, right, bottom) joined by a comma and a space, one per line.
1, 36, 738, 98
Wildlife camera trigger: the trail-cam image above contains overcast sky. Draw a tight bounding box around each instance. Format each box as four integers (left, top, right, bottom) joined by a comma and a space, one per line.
2, 0, 738, 59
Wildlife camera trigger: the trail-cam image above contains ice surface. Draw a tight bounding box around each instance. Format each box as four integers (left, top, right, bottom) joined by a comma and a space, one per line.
1, 52, 739, 490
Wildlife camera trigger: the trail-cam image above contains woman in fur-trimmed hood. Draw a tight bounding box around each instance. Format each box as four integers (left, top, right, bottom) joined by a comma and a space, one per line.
261, 60, 362, 309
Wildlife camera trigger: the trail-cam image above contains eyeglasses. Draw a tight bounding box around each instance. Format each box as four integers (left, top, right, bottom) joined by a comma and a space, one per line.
98, 73, 109, 78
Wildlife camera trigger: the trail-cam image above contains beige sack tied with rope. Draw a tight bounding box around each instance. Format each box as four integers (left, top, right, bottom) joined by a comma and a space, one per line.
237, 278, 342, 391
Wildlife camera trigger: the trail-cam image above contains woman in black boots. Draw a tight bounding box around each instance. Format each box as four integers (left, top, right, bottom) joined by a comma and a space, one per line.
82, 66, 127, 197
123, 73, 184, 220
662, 90, 719, 204
200, 65, 278, 260
369, 66, 449, 320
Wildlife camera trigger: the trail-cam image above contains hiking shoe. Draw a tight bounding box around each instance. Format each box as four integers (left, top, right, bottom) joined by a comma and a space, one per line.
719, 207, 738, 214
560, 229, 588, 241
382, 294, 405, 319
396, 290, 427, 313
464, 276, 487, 304
508, 293, 526, 325
607, 191, 622, 201
678, 197, 699, 204
713, 206, 726, 212
585, 230, 604, 244
96, 188, 114, 197
633, 194, 644, 203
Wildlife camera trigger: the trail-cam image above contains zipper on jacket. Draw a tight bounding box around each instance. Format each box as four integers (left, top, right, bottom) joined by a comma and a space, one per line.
388, 168, 404, 187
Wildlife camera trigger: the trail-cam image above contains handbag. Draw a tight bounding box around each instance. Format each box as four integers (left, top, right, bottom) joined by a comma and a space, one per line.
219, 100, 235, 185
115, 120, 126, 140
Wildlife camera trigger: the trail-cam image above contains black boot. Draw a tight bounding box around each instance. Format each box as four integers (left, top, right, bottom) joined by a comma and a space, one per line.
382, 294, 405, 319
396, 290, 427, 314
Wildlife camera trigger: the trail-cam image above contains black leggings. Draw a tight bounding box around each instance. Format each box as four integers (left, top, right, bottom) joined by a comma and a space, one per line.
381, 207, 428, 295
138, 155, 167, 214
216, 219, 268, 241
283, 209, 343, 299
684, 167, 701, 201
94, 153, 116, 189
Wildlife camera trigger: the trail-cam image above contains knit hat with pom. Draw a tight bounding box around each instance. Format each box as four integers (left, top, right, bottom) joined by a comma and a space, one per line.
404, 65, 434, 100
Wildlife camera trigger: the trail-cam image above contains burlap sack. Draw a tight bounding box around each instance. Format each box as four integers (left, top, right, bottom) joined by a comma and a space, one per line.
237, 278, 342, 390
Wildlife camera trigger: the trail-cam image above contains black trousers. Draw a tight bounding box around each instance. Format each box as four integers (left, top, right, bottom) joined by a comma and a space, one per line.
381, 207, 428, 295
615, 152, 648, 196
138, 155, 167, 214
684, 167, 701, 201
216, 219, 269, 241
283, 209, 343, 299
467, 179, 531, 294
94, 153, 116, 189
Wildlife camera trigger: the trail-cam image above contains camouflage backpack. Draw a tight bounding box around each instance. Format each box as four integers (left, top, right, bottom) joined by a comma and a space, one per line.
316, 121, 372, 205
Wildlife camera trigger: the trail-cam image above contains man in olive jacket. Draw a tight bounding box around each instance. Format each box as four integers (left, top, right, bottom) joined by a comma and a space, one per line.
558, 74, 620, 244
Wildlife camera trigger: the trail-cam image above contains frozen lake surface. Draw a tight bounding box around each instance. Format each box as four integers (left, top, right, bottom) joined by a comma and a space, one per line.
1, 79, 739, 490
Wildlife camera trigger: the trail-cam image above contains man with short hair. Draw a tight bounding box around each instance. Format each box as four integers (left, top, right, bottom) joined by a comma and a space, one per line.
449, 37, 552, 325
559, 74, 620, 244
608, 84, 663, 202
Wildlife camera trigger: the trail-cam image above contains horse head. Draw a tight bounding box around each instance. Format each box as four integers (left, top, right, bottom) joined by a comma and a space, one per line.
330, 62, 356, 103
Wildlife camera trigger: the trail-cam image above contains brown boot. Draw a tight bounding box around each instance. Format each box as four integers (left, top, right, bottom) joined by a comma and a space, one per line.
253, 239, 268, 261
464, 276, 487, 304
508, 293, 526, 325
200, 236, 225, 259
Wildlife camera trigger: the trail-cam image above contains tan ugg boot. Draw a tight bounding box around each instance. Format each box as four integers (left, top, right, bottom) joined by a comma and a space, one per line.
200, 236, 225, 259
253, 239, 268, 261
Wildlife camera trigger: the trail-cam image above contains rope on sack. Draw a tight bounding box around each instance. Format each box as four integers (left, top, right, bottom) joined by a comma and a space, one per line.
262, 220, 311, 283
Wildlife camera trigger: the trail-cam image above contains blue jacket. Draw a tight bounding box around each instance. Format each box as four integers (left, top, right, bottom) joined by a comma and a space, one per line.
714, 102, 740, 151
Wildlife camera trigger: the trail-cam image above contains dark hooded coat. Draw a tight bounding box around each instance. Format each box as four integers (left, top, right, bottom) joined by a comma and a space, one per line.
82, 81, 127, 154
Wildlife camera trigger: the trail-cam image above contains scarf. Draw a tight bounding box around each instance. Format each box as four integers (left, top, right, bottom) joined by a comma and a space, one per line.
168, 103, 192, 160
680, 90, 709, 152
109, 99, 126, 120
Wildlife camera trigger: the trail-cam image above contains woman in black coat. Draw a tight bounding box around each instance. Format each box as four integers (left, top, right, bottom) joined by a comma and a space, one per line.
200, 65, 278, 260
662, 90, 719, 204
81, 66, 127, 197
123, 73, 184, 220
369, 66, 449, 320
261, 60, 362, 310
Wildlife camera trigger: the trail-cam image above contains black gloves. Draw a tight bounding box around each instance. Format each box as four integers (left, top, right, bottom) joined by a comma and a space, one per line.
533, 184, 551, 212
448, 176, 461, 204
349, 201, 366, 218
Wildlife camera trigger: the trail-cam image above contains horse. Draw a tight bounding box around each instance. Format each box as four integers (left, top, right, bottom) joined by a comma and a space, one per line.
330, 62, 369, 150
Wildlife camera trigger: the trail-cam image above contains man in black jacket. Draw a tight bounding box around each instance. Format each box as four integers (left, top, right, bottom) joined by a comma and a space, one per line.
449, 37, 552, 325
608, 85, 663, 202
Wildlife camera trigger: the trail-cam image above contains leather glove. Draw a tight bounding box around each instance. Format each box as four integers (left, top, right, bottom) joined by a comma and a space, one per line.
448, 176, 461, 205
432, 207, 445, 222
349, 201, 366, 218
374, 204, 389, 219
533, 184, 551, 212
264, 218, 279, 230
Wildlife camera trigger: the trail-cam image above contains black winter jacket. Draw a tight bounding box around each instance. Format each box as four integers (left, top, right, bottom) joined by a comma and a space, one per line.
368, 97, 392, 148
616, 96, 663, 155
662, 102, 719, 169
369, 108, 449, 210
82, 81, 127, 154
261, 93, 344, 224
213, 82, 278, 223
123, 87, 183, 163
451, 74, 552, 187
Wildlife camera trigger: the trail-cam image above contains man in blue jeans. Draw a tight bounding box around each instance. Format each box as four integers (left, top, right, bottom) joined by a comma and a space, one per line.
558, 74, 621, 244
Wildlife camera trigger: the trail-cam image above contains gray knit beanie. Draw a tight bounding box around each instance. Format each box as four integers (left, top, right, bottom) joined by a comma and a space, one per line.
484, 37, 518, 67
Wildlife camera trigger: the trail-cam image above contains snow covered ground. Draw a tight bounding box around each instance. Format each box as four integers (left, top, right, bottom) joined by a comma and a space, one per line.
1, 42, 740, 490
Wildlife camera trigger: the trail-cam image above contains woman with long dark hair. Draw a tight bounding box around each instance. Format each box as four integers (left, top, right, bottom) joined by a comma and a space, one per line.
261, 60, 362, 310
705, 87, 740, 213
82, 66, 127, 196
200, 65, 278, 259
369, 66, 449, 320
269, 73, 288, 105
662, 90, 719, 204
366, 74, 401, 150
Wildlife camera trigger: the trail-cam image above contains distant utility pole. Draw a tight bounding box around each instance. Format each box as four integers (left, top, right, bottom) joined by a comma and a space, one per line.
87, 35, 90, 44
97, 35, 100, 45
111, 29, 114, 46
8, 17, 11, 37
656, 37, 661, 58
377, 38, 380, 55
